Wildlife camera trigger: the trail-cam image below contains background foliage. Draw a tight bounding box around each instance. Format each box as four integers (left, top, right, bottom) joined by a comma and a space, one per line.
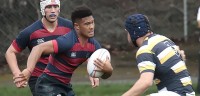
1, 0, 200, 63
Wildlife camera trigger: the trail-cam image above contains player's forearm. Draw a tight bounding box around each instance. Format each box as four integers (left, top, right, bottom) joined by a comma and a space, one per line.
101, 67, 113, 79
27, 41, 54, 72
122, 79, 151, 96
5, 50, 21, 75
26, 46, 43, 72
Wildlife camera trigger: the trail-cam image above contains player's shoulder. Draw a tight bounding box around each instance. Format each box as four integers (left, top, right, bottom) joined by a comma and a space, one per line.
61, 30, 76, 39
89, 37, 99, 44
20, 20, 43, 34
89, 37, 101, 48
58, 17, 71, 23
58, 17, 73, 28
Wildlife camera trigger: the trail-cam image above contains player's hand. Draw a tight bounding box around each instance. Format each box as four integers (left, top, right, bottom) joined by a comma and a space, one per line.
89, 76, 99, 88
174, 46, 186, 62
13, 73, 27, 88
94, 57, 113, 73
22, 68, 32, 81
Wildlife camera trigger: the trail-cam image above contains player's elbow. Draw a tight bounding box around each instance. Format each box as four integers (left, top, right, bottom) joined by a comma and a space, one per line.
139, 78, 153, 88
32, 44, 45, 54
5, 49, 10, 58
5, 47, 17, 58
144, 80, 153, 87
139, 72, 154, 87
32, 45, 42, 51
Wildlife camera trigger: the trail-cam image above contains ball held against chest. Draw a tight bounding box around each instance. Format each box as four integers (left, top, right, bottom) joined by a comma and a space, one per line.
87, 48, 111, 78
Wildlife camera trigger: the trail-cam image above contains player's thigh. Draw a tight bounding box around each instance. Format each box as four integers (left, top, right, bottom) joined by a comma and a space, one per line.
35, 75, 74, 96
28, 76, 38, 96
35, 79, 65, 96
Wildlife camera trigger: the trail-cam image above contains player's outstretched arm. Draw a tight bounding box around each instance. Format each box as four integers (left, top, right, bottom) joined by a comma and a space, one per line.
22, 40, 54, 80
5, 45, 26, 88
122, 72, 154, 96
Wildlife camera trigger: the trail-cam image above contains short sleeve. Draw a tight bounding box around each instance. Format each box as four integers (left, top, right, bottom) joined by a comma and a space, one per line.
52, 35, 72, 54
94, 40, 101, 50
12, 29, 31, 52
136, 50, 156, 73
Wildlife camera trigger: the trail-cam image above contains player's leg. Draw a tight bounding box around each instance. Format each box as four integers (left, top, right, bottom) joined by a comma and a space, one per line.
35, 73, 76, 96
35, 74, 60, 96
51, 80, 75, 96
59, 83, 75, 96
28, 76, 38, 96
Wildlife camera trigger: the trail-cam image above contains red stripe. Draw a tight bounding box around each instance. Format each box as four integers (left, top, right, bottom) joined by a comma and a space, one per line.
31, 67, 44, 77
31, 58, 48, 77
49, 55, 75, 73
44, 69, 71, 84
70, 43, 96, 52
30, 27, 70, 40
52, 40, 58, 53
59, 54, 87, 66
38, 57, 49, 64
12, 40, 23, 52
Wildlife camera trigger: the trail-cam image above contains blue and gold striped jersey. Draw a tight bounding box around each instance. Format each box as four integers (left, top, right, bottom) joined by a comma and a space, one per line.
136, 34, 194, 94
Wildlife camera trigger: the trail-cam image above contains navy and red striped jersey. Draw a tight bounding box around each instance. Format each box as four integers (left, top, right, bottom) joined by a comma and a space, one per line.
12, 17, 73, 77
44, 30, 101, 84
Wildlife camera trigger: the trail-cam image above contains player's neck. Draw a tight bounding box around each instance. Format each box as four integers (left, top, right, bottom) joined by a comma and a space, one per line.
137, 32, 153, 47
76, 31, 88, 47
42, 17, 58, 33
78, 36, 88, 47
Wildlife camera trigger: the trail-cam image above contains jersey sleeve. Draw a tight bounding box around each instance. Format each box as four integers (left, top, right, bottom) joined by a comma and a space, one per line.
12, 28, 31, 52
52, 34, 72, 54
136, 49, 156, 74
94, 39, 101, 50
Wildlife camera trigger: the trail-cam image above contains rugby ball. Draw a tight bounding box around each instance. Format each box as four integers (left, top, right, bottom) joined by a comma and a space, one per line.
87, 48, 111, 78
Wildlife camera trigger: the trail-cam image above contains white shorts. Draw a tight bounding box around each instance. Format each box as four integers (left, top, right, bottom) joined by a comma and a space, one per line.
148, 91, 195, 96
149, 91, 180, 96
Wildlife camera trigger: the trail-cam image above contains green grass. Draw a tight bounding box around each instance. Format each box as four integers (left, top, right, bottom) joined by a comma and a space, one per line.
73, 83, 157, 96
0, 81, 199, 96
0, 86, 31, 96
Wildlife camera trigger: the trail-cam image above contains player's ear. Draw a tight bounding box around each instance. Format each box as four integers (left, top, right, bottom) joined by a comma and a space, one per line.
74, 23, 79, 30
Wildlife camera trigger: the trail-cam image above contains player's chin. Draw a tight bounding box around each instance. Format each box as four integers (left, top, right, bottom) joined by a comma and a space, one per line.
47, 17, 58, 22
88, 34, 94, 38
50, 18, 57, 22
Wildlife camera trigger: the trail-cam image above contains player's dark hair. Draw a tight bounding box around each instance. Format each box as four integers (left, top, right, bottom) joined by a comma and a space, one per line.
71, 5, 92, 25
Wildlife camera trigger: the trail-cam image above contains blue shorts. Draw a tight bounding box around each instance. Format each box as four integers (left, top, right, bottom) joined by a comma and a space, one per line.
35, 73, 75, 96
28, 76, 38, 96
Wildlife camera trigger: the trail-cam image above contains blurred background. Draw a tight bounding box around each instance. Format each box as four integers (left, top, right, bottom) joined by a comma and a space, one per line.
0, 0, 200, 95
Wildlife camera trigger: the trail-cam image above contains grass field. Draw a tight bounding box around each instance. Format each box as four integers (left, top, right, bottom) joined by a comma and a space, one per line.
0, 82, 156, 96
0, 81, 199, 96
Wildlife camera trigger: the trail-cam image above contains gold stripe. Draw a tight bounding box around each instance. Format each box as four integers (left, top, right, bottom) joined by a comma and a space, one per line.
148, 36, 168, 50
182, 81, 192, 86
160, 50, 175, 64
138, 65, 155, 73
174, 65, 187, 73
136, 49, 152, 57
136, 36, 168, 57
